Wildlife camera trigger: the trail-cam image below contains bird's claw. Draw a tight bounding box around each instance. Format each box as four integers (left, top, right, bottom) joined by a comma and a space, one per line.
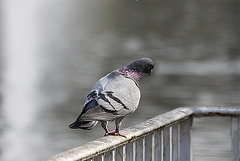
105, 130, 126, 138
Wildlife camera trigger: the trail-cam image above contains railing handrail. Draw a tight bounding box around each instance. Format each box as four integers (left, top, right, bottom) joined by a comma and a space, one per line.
42, 107, 240, 161
193, 106, 240, 117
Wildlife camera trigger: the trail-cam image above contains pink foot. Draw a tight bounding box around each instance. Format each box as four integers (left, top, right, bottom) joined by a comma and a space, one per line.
105, 130, 126, 138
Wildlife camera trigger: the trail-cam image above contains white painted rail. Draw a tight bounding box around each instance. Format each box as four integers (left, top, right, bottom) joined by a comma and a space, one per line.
43, 107, 240, 161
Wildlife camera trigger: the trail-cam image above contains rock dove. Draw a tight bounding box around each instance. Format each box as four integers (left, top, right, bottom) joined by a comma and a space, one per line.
69, 58, 154, 137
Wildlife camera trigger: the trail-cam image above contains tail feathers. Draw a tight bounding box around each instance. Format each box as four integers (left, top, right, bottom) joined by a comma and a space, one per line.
69, 120, 98, 130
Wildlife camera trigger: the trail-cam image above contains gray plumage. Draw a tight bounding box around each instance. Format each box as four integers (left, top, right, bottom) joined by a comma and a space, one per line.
69, 58, 154, 136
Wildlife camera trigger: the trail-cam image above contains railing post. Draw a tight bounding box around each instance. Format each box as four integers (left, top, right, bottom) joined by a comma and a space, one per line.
126, 142, 133, 161
163, 127, 170, 161
104, 150, 114, 161
231, 117, 239, 161
135, 137, 144, 161
172, 124, 179, 161
116, 145, 124, 161
154, 130, 162, 161
145, 134, 153, 161
180, 117, 193, 161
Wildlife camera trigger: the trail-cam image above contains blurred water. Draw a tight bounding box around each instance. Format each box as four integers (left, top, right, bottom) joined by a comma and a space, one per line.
0, 0, 240, 161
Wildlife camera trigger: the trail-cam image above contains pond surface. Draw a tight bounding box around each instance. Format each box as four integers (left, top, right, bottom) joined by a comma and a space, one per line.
0, 0, 239, 161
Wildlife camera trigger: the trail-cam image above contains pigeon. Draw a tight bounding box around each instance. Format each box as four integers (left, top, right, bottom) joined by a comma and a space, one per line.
69, 58, 154, 137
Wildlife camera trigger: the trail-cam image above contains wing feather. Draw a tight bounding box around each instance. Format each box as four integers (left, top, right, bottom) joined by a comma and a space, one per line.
80, 72, 140, 121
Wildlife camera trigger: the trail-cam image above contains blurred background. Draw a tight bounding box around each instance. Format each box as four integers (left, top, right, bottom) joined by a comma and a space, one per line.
0, 0, 239, 161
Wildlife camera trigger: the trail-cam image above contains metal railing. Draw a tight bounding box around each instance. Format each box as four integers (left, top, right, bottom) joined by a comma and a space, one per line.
43, 107, 240, 161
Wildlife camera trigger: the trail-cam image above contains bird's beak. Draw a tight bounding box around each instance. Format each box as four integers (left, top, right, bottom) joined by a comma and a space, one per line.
149, 69, 153, 76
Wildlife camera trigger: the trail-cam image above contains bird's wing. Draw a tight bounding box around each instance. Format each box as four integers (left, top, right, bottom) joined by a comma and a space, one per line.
80, 72, 140, 121
97, 73, 140, 114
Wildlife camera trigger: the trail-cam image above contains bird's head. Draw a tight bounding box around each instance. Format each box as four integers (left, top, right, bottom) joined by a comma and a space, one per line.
129, 58, 154, 76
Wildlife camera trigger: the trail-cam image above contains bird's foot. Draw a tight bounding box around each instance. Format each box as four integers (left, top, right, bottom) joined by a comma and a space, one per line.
105, 130, 126, 138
